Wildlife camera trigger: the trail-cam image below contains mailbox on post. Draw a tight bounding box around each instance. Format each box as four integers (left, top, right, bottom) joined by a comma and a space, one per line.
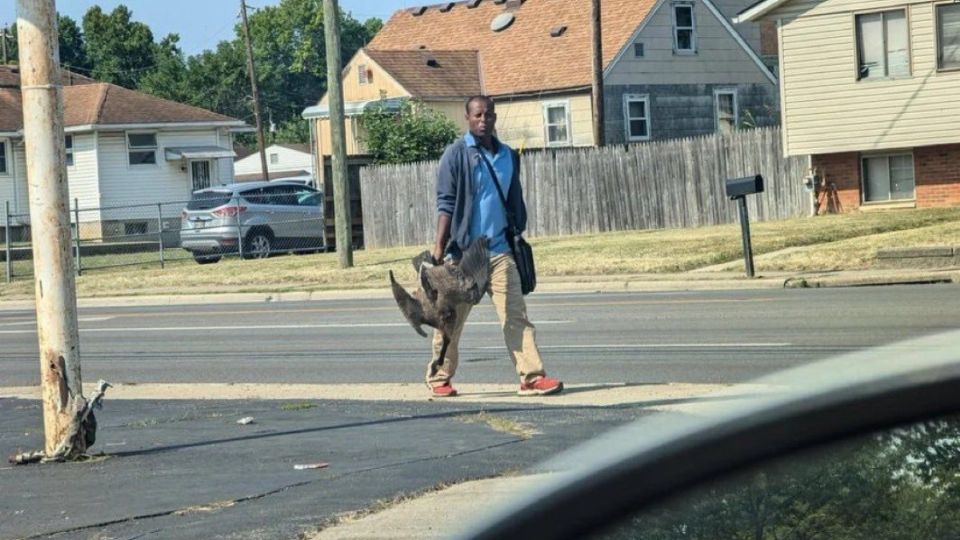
725, 174, 764, 278
725, 175, 764, 199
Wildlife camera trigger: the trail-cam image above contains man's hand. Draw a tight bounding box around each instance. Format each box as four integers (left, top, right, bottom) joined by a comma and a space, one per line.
432, 213, 452, 266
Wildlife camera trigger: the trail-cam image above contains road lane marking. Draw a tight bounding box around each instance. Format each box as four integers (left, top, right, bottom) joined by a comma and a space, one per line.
0, 320, 573, 334
478, 343, 792, 350
70, 297, 781, 320
0, 316, 114, 328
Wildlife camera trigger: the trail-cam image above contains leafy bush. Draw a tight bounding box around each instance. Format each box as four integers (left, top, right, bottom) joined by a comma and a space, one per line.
359, 100, 458, 164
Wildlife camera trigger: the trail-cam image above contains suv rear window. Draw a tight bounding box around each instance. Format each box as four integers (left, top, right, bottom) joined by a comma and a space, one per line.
187, 191, 232, 210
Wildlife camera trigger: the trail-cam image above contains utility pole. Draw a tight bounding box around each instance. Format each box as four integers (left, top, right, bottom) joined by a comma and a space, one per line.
323, 0, 353, 268
240, 0, 269, 182
16, 0, 88, 458
591, 0, 605, 147
1, 27, 10, 64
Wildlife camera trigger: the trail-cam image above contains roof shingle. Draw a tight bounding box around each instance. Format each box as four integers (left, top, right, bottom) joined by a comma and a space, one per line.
365, 49, 482, 98
368, 0, 658, 96
0, 65, 243, 132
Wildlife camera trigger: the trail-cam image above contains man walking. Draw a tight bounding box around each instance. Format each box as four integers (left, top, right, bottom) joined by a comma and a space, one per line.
427, 95, 563, 398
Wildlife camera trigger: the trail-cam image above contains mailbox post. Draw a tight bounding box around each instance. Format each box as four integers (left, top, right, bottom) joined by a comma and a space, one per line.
725, 175, 764, 278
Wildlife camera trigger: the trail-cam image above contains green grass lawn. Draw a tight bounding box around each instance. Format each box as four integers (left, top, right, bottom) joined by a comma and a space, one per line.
1, 208, 959, 300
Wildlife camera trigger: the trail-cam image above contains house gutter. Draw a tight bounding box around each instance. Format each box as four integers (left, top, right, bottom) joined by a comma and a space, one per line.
733, 0, 789, 23
490, 85, 591, 100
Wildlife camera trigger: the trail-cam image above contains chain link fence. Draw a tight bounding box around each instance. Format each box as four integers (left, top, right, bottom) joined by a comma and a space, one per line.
3, 190, 327, 282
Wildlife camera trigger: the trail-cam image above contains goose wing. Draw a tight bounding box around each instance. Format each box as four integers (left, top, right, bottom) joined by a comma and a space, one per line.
389, 270, 428, 337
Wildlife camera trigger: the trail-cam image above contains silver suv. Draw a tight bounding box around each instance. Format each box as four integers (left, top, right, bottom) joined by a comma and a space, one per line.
180, 181, 324, 264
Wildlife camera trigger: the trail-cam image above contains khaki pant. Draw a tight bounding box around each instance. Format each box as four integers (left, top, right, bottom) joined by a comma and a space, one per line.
428, 253, 545, 385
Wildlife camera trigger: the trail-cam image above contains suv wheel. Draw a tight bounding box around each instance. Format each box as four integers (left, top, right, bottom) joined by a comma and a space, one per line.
243, 231, 272, 260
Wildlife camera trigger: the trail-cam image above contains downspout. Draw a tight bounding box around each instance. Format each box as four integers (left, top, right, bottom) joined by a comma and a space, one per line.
10, 138, 20, 218
309, 120, 319, 188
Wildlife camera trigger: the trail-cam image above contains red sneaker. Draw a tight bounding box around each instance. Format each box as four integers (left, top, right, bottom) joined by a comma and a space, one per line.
431, 382, 458, 397
518, 375, 563, 396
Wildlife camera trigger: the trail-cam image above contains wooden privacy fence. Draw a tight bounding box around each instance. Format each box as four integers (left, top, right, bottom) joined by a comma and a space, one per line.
360, 127, 809, 249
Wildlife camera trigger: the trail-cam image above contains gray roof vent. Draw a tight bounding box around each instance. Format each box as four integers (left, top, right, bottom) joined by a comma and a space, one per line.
466, 0, 482, 7
505, 0, 523, 8
550, 25, 567, 37
490, 12, 515, 32
411, 6, 428, 16
493, 0, 507, 4
439, 2, 455, 11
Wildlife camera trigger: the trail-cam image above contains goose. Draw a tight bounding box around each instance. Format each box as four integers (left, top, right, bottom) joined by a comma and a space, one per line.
389, 236, 490, 379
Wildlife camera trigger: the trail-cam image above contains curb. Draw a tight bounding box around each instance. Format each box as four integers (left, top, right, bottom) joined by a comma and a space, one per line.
1, 271, 958, 310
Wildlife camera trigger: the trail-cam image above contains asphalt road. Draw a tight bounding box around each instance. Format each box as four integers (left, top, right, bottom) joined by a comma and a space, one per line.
3, 284, 960, 387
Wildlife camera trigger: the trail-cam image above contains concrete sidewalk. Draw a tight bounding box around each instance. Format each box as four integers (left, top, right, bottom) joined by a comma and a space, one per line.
0, 381, 735, 540
2, 267, 958, 310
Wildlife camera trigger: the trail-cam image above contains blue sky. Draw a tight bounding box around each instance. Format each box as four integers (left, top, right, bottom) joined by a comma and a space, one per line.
1, 0, 412, 56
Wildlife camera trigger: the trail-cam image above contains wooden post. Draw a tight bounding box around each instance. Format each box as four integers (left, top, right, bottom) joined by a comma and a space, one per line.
240, 0, 270, 183
323, 0, 353, 268
591, 0, 605, 147
1, 27, 10, 64
16, 0, 87, 457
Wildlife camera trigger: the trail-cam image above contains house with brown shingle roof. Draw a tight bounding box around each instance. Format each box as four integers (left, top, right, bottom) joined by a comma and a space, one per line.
0, 65, 248, 238
303, 0, 778, 158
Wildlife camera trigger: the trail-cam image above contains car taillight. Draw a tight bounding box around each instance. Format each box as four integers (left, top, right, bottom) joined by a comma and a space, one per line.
212, 205, 246, 217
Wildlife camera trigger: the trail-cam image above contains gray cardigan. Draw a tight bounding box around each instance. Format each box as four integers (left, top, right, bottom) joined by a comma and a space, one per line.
435, 136, 527, 258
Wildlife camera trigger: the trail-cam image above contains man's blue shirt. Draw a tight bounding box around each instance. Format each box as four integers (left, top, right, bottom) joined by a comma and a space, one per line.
464, 132, 512, 254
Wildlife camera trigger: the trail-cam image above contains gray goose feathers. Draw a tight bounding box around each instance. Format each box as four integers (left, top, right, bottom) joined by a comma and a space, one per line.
389, 236, 490, 378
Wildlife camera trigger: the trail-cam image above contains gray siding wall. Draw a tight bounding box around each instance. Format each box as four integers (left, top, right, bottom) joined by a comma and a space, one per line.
604, 83, 779, 144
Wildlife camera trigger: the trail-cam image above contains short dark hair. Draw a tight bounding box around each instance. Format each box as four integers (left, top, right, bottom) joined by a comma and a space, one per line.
465, 95, 494, 114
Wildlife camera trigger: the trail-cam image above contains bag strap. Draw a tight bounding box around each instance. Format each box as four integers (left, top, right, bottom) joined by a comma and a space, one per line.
476, 148, 517, 231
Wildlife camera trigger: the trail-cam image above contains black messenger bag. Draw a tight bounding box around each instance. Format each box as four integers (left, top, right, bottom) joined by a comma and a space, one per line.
478, 152, 536, 295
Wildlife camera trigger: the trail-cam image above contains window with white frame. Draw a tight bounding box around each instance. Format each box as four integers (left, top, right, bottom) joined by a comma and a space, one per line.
673, 3, 696, 53
856, 10, 910, 80
127, 132, 157, 165
358, 64, 369, 85
270, 152, 279, 164
862, 153, 915, 202
0, 140, 7, 174
543, 102, 570, 146
623, 94, 650, 141
65, 135, 74, 167
938, 3, 960, 70
714, 89, 738, 135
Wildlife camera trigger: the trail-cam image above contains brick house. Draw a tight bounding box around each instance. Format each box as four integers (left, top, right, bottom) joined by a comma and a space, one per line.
736, 0, 960, 212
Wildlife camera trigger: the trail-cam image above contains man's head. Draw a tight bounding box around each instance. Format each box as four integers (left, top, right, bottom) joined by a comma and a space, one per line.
465, 95, 496, 139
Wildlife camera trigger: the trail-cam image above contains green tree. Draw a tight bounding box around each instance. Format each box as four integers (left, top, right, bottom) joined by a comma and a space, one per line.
362, 17, 384, 41
82, 5, 155, 88
58, 15, 91, 73
181, 39, 250, 122
2, 16, 88, 72
243, 0, 378, 142
359, 100, 458, 164
138, 34, 189, 104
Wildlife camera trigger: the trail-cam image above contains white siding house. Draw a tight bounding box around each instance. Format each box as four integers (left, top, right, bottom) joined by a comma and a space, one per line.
234, 143, 313, 182
0, 68, 248, 238
736, 0, 960, 211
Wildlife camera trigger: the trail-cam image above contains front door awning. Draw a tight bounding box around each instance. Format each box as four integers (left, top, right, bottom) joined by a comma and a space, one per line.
164, 146, 236, 160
